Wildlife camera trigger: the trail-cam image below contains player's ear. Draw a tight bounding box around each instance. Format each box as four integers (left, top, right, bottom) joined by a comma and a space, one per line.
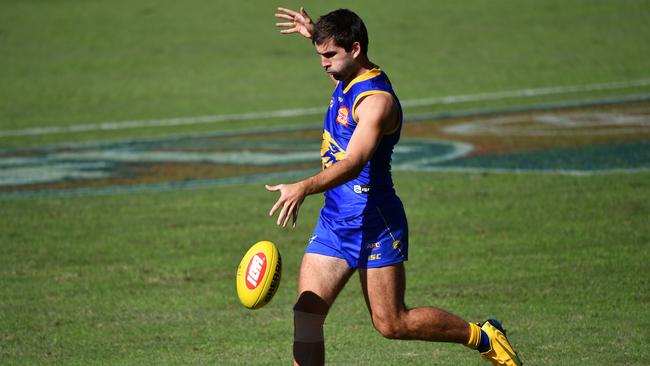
351, 42, 362, 59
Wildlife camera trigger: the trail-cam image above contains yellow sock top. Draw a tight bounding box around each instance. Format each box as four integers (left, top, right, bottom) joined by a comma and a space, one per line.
465, 322, 482, 349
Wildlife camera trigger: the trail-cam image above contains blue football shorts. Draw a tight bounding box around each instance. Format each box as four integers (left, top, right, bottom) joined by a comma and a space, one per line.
306, 204, 409, 269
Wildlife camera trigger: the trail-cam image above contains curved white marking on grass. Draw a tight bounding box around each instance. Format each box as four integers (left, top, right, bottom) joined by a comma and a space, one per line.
0, 162, 112, 186
444, 112, 650, 136
2, 79, 649, 137
0, 149, 318, 187
0, 139, 461, 188
393, 139, 474, 170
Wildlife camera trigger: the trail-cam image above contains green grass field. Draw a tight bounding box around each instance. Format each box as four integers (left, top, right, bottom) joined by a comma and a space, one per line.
1, 0, 650, 365
2, 173, 649, 365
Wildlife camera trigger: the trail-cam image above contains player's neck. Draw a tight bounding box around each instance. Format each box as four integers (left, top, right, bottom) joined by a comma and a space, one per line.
343, 59, 377, 85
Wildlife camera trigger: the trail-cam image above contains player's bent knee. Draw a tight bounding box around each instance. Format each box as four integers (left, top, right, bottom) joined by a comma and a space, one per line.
294, 290, 330, 315
294, 310, 326, 343
371, 314, 407, 340
373, 322, 403, 340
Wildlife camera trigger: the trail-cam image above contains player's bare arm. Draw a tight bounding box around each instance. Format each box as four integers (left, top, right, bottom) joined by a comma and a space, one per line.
266, 93, 398, 227
275, 7, 314, 39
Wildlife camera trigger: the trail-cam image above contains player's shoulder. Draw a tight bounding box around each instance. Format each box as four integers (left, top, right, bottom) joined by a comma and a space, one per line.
353, 92, 397, 120
357, 92, 394, 108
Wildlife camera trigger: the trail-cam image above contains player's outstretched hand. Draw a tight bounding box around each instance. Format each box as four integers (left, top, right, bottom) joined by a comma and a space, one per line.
275, 6, 314, 39
265, 183, 306, 228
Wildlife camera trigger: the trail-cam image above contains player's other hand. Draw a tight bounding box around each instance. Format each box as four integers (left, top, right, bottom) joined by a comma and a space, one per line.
265, 183, 306, 228
275, 6, 314, 39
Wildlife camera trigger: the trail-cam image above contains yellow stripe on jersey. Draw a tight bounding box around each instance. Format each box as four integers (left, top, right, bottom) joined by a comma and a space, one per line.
343, 67, 383, 94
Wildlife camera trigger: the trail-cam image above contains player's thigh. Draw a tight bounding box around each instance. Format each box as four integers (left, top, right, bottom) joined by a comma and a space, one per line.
359, 263, 407, 317
295, 253, 355, 314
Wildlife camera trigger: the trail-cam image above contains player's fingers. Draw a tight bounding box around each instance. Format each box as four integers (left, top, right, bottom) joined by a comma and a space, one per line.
280, 202, 292, 227
277, 7, 299, 16
265, 184, 279, 192
269, 197, 284, 217
282, 202, 296, 228
293, 201, 302, 227
288, 202, 299, 227
275, 22, 295, 28
274, 13, 293, 21
300, 6, 311, 19
277, 203, 290, 226
279, 27, 299, 34
291, 209, 299, 228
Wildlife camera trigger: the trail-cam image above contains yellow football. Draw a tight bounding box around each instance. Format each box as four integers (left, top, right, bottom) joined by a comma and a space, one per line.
236, 241, 282, 309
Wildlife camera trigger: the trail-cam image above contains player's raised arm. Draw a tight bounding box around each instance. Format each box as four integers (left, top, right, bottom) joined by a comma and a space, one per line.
276, 7, 338, 85
274, 7, 314, 39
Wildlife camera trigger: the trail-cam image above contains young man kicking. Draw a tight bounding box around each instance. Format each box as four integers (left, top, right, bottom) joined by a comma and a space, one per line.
267, 7, 522, 366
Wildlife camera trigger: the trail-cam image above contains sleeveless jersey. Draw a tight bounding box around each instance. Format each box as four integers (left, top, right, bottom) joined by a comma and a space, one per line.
320, 68, 403, 219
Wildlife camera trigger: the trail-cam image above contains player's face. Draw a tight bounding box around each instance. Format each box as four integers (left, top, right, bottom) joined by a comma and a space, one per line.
314, 38, 357, 81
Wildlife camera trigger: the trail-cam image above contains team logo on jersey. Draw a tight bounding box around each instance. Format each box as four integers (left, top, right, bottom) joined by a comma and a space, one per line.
321, 130, 346, 169
336, 106, 349, 126
366, 241, 382, 251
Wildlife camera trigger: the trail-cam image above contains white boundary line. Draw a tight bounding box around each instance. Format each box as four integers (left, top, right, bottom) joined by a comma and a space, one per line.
2, 78, 649, 138
400, 78, 650, 107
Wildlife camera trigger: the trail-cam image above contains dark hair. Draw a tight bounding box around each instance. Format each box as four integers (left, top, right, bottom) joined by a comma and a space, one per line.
312, 9, 369, 55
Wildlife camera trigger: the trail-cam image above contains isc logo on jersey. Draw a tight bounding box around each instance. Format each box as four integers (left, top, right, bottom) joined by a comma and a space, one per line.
321, 130, 347, 169
236, 241, 282, 309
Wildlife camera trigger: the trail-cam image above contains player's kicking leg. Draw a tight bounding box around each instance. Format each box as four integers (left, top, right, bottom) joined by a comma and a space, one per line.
292, 253, 354, 366
359, 263, 522, 365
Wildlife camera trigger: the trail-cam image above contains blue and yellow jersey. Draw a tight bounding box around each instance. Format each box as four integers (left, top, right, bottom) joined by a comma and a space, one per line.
320, 67, 403, 219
